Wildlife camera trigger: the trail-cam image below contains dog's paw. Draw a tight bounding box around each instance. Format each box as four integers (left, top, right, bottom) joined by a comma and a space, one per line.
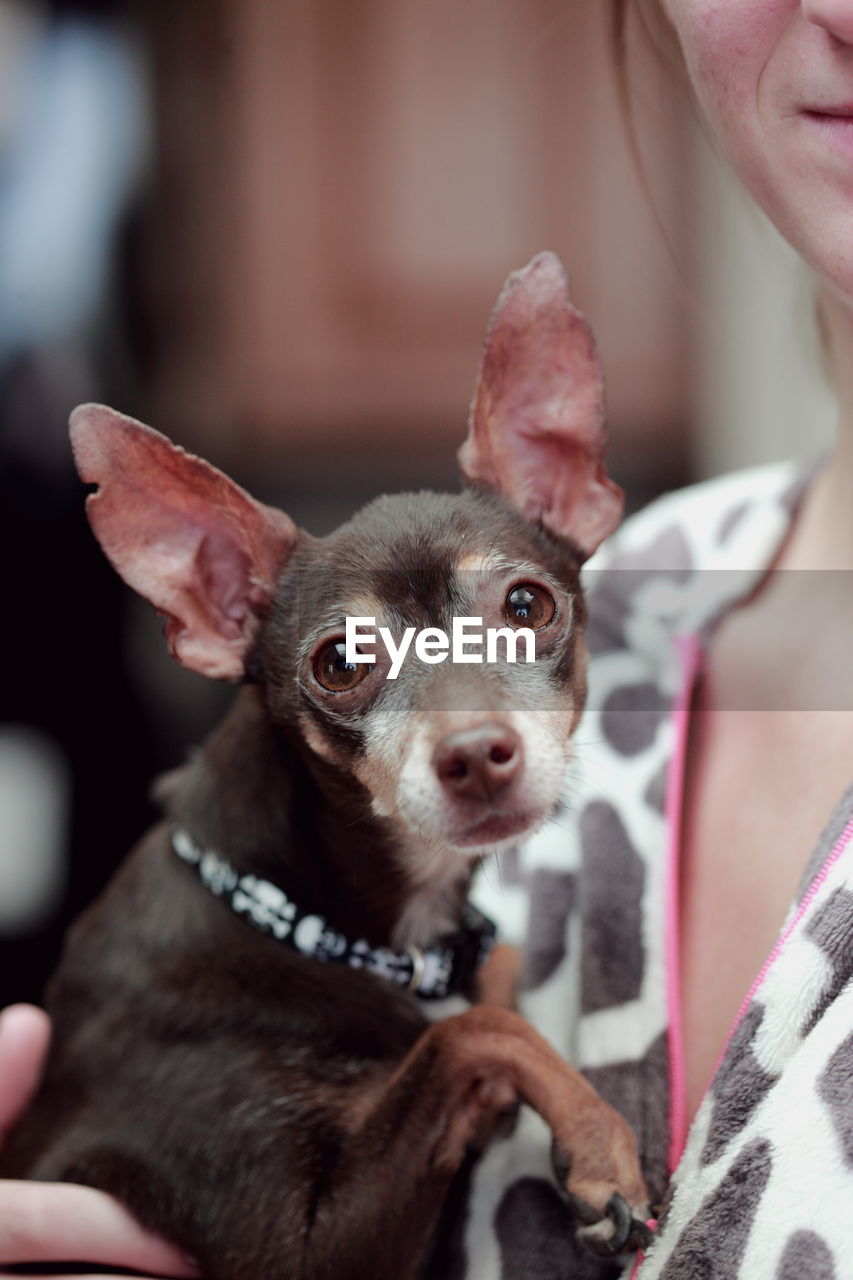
551, 1144, 653, 1257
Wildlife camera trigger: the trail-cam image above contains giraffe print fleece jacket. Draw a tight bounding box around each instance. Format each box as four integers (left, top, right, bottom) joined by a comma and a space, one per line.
459, 458, 853, 1280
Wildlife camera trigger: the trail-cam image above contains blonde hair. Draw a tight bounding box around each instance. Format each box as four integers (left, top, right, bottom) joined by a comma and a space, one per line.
609, 0, 836, 385
609, 0, 687, 122
606, 0, 692, 279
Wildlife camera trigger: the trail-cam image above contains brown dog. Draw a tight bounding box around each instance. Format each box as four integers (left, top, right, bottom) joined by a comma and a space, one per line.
1, 253, 650, 1279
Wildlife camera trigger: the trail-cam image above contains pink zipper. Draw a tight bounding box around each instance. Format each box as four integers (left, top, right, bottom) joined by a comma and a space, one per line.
663, 632, 702, 1175
632, 633, 853, 1280
710, 811, 853, 1079
663, 638, 853, 1124
630, 634, 701, 1280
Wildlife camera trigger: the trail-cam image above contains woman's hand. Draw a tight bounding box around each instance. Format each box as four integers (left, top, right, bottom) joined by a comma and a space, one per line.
0, 1004, 199, 1279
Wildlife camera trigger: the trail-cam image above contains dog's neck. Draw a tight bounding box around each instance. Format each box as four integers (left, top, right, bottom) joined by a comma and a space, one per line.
163, 687, 474, 950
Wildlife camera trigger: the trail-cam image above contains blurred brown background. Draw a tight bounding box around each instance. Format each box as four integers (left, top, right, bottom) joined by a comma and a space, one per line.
151, 0, 689, 467
0, 0, 832, 1003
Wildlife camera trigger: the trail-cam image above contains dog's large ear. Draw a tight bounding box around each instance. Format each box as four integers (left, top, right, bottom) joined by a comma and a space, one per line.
70, 404, 298, 680
459, 252, 623, 560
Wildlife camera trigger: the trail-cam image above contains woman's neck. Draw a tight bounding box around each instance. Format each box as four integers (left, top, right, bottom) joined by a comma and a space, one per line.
774, 287, 853, 572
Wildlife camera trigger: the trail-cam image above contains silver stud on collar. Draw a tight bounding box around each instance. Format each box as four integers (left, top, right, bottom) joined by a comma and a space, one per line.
406, 945, 426, 991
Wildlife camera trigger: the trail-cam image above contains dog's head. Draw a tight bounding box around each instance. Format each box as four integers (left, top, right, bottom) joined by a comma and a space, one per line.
71, 253, 622, 859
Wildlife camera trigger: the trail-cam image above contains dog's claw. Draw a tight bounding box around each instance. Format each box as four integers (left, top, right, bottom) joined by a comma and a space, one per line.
604, 1193, 654, 1252
605, 1193, 633, 1252
631, 1218, 655, 1251
576, 1194, 654, 1257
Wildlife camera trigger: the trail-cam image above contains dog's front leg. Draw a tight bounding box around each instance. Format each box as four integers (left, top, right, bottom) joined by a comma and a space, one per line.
305, 1005, 650, 1280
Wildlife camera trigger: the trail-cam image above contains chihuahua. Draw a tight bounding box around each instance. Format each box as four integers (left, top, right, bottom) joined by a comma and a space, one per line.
1, 253, 650, 1279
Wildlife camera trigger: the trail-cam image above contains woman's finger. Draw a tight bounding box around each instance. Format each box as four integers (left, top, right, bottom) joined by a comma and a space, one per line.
0, 1181, 198, 1276
0, 1006, 52, 1138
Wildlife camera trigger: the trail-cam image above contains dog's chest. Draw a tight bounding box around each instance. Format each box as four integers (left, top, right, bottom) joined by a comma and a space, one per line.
391, 838, 472, 950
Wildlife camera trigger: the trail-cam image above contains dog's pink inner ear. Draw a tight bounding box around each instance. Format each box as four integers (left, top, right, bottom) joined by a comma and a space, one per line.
459, 251, 624, 559
69, 404, 298, 680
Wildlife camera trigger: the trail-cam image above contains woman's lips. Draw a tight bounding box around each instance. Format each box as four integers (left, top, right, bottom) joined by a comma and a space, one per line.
808, 104, 853, 114
801, 108, 853, 158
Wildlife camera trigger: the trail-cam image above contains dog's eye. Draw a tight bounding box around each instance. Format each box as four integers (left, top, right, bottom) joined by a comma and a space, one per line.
313, 640, 371, 693
505, 584, 555, 629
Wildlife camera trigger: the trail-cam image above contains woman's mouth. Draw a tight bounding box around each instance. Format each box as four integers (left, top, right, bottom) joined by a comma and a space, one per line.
801, 107, 853, 160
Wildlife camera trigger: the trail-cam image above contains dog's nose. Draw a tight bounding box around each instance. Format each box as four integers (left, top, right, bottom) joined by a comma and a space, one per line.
433, 724, 522, 801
